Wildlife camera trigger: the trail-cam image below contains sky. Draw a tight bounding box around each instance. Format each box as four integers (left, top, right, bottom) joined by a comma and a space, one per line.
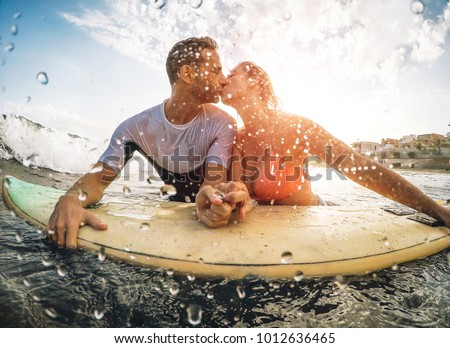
1, 0, 450, 144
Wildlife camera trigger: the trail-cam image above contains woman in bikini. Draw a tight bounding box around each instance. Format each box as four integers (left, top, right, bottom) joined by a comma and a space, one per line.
222, 61, 450, 227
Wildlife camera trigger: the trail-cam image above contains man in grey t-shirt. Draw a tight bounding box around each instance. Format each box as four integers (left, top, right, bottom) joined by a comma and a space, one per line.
47, 37, 252, 248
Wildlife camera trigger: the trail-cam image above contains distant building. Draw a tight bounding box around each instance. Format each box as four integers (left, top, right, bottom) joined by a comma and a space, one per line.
399, 134, 416, 144
415, 133, 445, 149
351, 141, 380, 156
380, 138, 399, 150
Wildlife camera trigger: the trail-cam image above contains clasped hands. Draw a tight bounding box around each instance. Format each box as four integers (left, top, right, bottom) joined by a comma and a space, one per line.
196, 181, 252, 228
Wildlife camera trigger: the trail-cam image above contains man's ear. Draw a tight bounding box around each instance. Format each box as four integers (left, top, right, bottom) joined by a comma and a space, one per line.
179, 65, 194, 84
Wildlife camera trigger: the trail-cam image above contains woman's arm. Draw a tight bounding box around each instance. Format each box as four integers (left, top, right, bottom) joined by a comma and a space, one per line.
306, 120, 450, 227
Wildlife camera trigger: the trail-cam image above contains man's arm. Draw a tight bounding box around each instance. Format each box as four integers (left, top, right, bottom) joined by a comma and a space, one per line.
47, 161, 117, 248
308, 123, 450, 227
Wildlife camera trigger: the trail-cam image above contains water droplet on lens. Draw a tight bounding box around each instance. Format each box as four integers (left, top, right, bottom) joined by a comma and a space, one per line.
24, 96, 31, 103
15, 231, 23, 243
382, 237, 390, 246
42, 256, 53, 266
36, 72, 49, 85
207, 291, 214, 299
98, 247, 106, 261
187, 274, 196, 281
166, 269, 174, 276
140, 222, 150, 231
447, 252, 450, 267
189, 0, 202, 9
281, 251, 293, 264
10, 25, 19, 35
152, 0, 166, 9
186, 304, 202, 325
13, 12, 21, 19
94, 308, 105, 320
391, 264, 398, 271
294, 270, 304, 281
123, 186, 131, 195
44, 307, 58, 319
283, 11, 292, 20
236, 285, 246, 299
4, 43, 15, 52
160, 184, 177, 197
124, 244, 132, 252
57, 265, 67, 277
169, 284, 180, 295
184, 196, 191, 203
411, 0, 424, 14
78, 189, 87, 201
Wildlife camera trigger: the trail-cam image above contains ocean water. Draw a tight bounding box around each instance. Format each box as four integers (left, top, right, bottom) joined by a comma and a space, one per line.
0, 116, 449, 328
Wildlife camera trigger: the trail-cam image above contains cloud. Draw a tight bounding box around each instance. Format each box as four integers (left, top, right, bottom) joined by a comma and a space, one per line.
410, 5, 450, 62
61, 0, 450, 85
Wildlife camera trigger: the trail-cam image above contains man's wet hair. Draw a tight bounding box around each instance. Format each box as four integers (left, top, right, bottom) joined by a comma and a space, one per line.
166, 36, 218, 85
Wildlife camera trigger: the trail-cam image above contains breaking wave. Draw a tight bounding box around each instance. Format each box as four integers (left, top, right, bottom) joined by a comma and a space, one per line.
0, 114, 104, 174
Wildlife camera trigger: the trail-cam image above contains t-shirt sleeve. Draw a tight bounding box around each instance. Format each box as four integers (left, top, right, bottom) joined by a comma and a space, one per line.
98, 119, 136, 174
205, 116, 237, 170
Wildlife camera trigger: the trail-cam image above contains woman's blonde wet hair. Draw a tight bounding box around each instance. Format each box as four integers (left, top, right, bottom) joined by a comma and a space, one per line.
238, 61, 281, 112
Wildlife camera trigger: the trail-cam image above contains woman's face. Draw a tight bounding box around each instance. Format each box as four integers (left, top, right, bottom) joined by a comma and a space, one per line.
221, 65, 251, 106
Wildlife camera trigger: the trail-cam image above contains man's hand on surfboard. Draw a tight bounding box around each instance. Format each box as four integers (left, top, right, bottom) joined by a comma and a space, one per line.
196, 182, 252, 228
47, 194, 108, 248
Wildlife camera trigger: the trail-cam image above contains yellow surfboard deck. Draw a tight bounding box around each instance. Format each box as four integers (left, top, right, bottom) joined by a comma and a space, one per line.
2, 175, 449, 279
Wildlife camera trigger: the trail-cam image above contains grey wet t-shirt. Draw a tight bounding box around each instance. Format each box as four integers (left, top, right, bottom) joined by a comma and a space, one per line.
99, 101, 237, 175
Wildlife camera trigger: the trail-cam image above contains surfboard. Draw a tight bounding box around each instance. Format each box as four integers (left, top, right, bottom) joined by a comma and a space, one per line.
2, 175, 449, 279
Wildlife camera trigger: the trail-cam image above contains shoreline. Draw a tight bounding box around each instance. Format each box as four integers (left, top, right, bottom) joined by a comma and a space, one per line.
309, 162, 450, 174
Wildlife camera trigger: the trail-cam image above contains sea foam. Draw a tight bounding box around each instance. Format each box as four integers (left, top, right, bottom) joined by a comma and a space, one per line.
0, 114, 104, 174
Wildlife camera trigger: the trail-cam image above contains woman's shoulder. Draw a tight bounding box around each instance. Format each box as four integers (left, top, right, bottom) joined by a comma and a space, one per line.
272, 110, 315, 128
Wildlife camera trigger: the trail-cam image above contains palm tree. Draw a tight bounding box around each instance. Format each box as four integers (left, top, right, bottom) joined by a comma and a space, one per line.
431, 137, 442, 156
414, 142, 423, 151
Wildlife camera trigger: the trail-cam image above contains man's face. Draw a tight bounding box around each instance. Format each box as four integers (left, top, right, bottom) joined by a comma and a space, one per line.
192, 48, 226, 103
